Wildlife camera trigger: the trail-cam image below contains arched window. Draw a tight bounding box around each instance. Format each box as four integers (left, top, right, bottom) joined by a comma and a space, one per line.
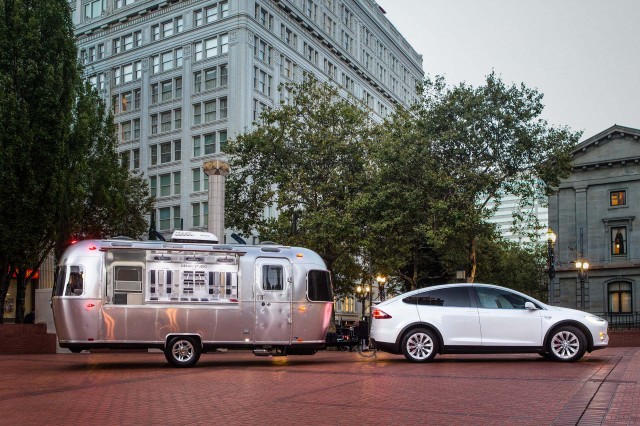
608, 282, 632, 313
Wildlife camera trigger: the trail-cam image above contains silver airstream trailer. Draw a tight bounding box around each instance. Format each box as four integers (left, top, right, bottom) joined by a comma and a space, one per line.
51, 231, 333, 367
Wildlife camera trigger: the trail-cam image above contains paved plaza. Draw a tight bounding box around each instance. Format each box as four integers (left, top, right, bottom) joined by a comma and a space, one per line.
0, 347, 639, 425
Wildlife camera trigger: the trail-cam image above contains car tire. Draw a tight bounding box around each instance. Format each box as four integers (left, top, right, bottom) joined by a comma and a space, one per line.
164, 336, 201, 368
401, 328, 438, 363
547, 326, 587, 362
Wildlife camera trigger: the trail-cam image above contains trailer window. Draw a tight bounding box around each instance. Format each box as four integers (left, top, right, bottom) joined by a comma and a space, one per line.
262, 265, 283, 291
65, 266, 85, 296
307, 270, 332, 302
114, 266, 142, 292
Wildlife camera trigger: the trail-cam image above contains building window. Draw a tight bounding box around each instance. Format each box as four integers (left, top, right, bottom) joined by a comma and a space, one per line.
133, 149, 140, 169
611, 227, 627, 255
204, 133, 216, 154
204, 100, 216, 122
150, 145, 157, 165
160, 173, 171, 197
173, 205, 181, 230
159, 207, 171, 230
174, 109, 182, 129
192, 203, 201, 227
120, 121, 131, 141
193, 136, 201, 157
205, 67, 217, 90
193, 71, 202, 93
134, 89, 141, 109
193, 104, 202, 125
149, 176, 157, 196
192, 168, 201, 192
610, 190, 626, 207
173, 171, 181, 195
175, 77, 182, 98
133, 118, 140, 138
84, 0, 106, 19
219, 130, 227, 152
160, 111, 172, 132
608, 282, 632, 313
219, 97, 227, 119
220, 64, 228, 86
194, 10, 203, 27
174, 140, 181, 161
160, 142, 171, 163
150, 84, 159, 104
161, 80, 172, 101
150, 114, 158, 135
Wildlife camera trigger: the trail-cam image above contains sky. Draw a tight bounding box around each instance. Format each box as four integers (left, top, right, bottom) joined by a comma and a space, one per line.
375, 0, 640, 140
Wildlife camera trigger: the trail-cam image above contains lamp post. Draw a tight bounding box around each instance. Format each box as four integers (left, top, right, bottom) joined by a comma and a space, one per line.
376, 275, 387, 302
546, 228, 556, 303
576, 259, 589, 311
356, 284, 370, 321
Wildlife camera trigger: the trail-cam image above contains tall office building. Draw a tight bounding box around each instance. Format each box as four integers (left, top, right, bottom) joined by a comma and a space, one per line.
71, 0, 424, 241
486, 194, 548, 244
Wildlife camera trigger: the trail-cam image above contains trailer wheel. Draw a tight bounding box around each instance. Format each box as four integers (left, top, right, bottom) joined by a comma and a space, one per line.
165, 336, 201, 368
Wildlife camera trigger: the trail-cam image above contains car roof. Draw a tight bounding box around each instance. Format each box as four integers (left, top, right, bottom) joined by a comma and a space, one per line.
387, 283, 543, 305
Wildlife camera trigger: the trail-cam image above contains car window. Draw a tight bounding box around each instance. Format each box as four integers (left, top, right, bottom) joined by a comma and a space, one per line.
475, 286, 529, 309
403, 287, 471, 307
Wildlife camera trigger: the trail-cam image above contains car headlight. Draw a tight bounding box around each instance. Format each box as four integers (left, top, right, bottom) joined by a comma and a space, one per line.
585, 315, 607, 325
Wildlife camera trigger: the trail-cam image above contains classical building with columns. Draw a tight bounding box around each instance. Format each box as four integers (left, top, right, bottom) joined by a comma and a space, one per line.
70, 0, 423, 245
548, 125, 640, 325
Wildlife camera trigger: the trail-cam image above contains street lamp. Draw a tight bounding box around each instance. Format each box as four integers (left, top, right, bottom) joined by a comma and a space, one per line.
576, 259, 589, 311
356, 284, 370, 321
376, 275, 387, 301
546, 228, 556, 303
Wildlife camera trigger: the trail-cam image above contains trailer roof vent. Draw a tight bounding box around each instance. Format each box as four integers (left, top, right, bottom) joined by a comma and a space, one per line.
260, 247, 282, 253
171, 230, 218, 244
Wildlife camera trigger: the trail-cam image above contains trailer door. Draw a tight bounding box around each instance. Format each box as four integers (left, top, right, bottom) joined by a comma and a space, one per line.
255, 258, 292, 344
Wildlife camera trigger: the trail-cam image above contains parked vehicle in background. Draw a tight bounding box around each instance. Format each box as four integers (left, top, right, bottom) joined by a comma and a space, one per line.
51, 231, 333, 367
371, 283, 608, 363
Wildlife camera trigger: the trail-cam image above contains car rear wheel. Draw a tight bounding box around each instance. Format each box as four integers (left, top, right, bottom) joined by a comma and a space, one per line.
547, 326, 586, 362
401, 328, 438, 362
165, 336, 201, 368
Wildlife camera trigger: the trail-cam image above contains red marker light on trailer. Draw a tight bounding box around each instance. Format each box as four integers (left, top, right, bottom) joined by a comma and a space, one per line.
372, 308, 392, 319
88, 246, 97, 251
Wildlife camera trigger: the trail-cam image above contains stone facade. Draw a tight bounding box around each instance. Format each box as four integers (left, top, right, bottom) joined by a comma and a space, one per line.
70, 0, 423, 245
548, 125, 640, 323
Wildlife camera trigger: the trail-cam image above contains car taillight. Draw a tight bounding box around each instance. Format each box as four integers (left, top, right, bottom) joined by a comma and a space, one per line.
372, 308, 392, 319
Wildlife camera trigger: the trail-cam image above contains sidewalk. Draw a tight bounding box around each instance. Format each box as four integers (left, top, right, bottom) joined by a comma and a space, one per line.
0, 347, 638, 425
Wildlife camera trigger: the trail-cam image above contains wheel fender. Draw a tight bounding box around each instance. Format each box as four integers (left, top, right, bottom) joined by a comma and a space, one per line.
165, 333, 203, 349
544, 321, 593, 352
396, 322, 444, 354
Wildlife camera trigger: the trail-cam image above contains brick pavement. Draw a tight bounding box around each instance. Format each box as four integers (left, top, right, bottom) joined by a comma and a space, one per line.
0, 347, 638, 425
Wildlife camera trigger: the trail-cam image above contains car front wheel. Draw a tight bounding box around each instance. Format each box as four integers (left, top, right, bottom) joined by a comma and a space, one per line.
401, 328, 438, 363
547, 326, 586, 362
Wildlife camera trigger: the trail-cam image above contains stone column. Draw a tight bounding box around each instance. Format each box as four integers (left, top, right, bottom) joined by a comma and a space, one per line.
203, 160, 231, 243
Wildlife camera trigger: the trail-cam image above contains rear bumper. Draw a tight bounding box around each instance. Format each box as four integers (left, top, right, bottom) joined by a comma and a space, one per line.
370, 338, 398, 354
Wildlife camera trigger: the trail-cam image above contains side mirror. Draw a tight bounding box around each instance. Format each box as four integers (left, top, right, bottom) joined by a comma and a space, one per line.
524, 301, 537, 310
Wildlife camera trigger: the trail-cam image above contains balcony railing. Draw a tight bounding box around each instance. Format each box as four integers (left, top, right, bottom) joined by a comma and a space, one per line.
592, 312, 640, 330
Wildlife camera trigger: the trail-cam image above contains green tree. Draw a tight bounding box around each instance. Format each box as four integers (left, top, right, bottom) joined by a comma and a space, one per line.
475, 238, 548, 301
225, 77, 373, 298
367, 74, 579, 290
0, 0, 153, 322
425, 73, 579, 282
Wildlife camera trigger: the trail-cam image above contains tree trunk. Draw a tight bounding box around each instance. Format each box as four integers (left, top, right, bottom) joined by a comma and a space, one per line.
467, 238, 477, 283
0, 259, 13, 324
14, 269, 27, 323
